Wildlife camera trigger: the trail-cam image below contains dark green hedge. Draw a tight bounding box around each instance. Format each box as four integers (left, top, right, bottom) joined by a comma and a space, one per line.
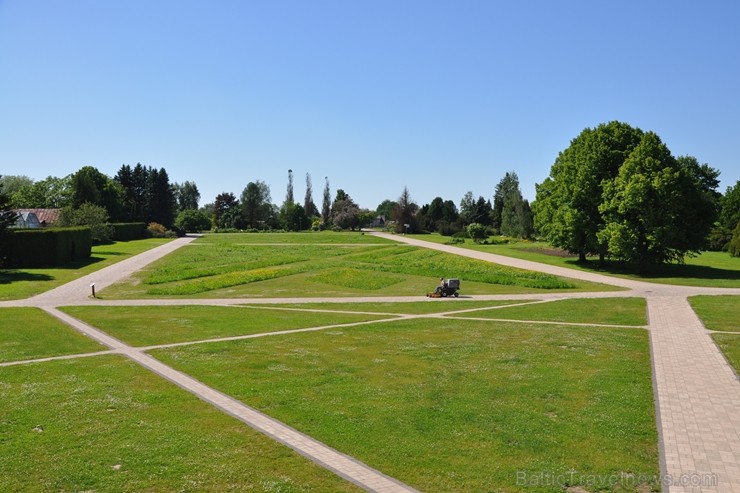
110, 222, 147, 241
6, 227, 92, 267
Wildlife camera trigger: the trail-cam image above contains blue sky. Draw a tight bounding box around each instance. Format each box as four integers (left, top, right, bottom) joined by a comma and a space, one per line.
1, 0, 739, 210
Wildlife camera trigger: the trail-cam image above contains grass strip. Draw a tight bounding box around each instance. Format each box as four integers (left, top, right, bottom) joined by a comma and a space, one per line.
0, 355, 360, 492
712, 334, 740, 373
59, 305, 397, 346
689, 295, 740, 332
0, 307, 105, 363
452, 297, 648, 326
243, 299, 535, 315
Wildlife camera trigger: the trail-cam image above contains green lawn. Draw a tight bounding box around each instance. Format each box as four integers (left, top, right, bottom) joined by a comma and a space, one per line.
244, 299, 535, 315
413, 234, 740, 288
452, 297, 648, 326
101, 233, 613, 299
712, 334, 740, 373
0, 238, 173, 300
0, 307, 105, 363
60, 305, 397, 347
689, 295, 740, 374
0, 355, 360, 492
197, 231, 396, 244
689, 295, 740, 332
152, 318, 659, 492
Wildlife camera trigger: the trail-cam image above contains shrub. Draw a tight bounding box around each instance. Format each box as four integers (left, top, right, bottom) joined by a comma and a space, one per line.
147, 222, 167, 238
58, 203, 113, 243
729, 222, 740, 257
466, 223, 488, 243
707, 223, 732, 252
175, 209, 212, 233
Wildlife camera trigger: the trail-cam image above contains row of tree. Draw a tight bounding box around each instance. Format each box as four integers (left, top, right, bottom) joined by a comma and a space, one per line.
2, 119, 739, 266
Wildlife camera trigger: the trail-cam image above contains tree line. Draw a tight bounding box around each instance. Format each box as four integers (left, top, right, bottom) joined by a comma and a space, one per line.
1, 119, 739, 266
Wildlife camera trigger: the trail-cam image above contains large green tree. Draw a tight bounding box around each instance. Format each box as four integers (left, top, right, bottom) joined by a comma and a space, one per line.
330, 190, 360, 230
240, 180, 273, 229
71, 166, 126, 221
9, 175, 73, 209
720, 180, 740, 231
598, 132, 717, 267
173, 181, 200, 212
534, 121, 644, 262
213, 192, 242, 229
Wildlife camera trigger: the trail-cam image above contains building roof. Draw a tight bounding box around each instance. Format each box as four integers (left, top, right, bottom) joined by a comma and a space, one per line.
13, 208, 61, 225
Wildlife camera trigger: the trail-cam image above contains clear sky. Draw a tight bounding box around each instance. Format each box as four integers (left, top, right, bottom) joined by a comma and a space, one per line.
1, 0, 739, 210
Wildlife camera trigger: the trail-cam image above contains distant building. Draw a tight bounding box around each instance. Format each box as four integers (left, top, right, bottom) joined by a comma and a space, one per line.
12, 209, 61, 228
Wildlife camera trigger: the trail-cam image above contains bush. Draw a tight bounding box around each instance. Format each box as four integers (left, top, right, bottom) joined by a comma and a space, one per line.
729, 222, 740, 257
175, 209, 212, 233
466, 223, 488, 243
146, 222, 167, 238
707, 223, 732, 251
58, 203, 113, 243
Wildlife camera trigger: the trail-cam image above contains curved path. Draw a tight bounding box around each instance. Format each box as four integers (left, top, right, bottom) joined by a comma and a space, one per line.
3, 233, 740, 492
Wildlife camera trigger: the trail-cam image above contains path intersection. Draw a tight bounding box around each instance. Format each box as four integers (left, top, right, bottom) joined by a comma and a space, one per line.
1, 233, 739, 492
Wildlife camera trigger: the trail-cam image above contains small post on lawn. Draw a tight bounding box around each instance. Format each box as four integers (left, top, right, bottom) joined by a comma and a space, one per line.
90, 283, 96, 298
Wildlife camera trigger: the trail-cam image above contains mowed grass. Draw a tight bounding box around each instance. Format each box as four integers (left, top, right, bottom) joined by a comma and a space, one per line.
690, 295, 740, 374
453, 297, 648, 326
244, 299, 536, 315
0, 307, 105, 363
59, 305, 397, 346
712, 334, 740, 373
0, 355, 360, 493
101, 233, 612, 299
415, 234, 740, 288
689, 295, 740, 332
0, 238, 172, 300
152, 319, 659, 492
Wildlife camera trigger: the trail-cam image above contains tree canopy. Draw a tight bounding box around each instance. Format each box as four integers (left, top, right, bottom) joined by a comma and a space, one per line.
535, 121, 719, 267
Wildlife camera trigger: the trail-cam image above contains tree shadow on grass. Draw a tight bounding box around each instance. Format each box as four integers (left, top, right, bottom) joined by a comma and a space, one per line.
563, 258, 740, 282
0, 271, 54, 284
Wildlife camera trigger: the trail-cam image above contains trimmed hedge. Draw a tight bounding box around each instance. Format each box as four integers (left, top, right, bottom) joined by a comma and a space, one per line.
6, 227, 92, 267
111, 222, 147, 241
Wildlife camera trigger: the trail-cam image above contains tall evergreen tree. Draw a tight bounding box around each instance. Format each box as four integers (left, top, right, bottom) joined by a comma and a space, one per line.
303, 173, 318, 217
144, 168, 176, 227
321, 177, 331, 225
285, 169, 294, 206
492, 172, 520, 232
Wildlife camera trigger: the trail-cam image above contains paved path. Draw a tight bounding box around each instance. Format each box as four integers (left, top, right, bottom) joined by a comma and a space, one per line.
3, 232, 740, 492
